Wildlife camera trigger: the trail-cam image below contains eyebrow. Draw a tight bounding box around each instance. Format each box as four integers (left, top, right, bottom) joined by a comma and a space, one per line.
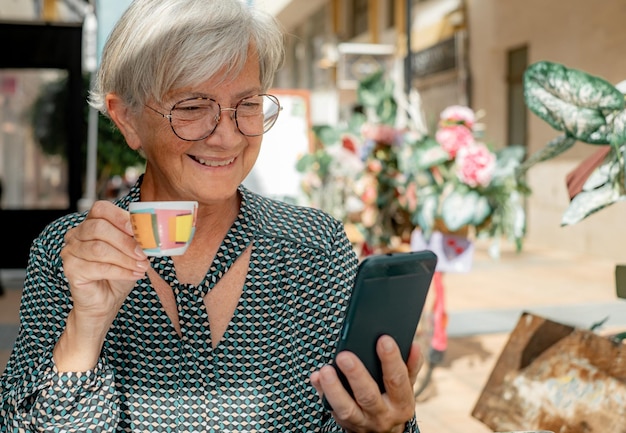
171, 87, 263, 104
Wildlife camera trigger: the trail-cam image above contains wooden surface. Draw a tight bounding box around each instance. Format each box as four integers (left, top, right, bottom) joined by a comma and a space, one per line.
473, 312, 626, 432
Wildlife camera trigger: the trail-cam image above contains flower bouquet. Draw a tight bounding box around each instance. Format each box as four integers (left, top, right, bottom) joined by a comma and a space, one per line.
402, 105, 530, 257
297, 70, 531, 258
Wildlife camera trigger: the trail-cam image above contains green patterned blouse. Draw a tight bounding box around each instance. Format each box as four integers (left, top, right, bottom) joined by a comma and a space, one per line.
0, 179, 418, 432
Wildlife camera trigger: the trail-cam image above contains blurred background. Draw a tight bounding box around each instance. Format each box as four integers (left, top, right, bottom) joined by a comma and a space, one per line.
2, 0, 626, 267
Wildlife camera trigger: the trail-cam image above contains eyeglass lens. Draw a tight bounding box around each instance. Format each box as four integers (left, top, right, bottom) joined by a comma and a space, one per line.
169, 94, 280, 140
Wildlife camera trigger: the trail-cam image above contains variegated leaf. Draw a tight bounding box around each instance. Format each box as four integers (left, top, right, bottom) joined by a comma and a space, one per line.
582, 155, 618, 192
524, 61, 624, 144
312, 125, 340, 146
517, 134, 576, 177
471, 195, 492, 226
608, 109, 626, 146
492, 145, 526, 180
441, 189, 479, 231
561, 182, 621, 226
413, 138, 450, 170
414, 194, 438, 235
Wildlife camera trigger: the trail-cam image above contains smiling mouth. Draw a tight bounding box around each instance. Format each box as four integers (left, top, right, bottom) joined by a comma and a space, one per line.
190, 155, 235, 167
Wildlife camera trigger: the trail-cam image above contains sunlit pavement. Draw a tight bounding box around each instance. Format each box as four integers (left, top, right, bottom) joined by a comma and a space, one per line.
413, 240, 622, 432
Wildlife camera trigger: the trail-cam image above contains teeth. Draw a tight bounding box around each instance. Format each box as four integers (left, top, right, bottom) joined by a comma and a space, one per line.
195, 156, 234, 167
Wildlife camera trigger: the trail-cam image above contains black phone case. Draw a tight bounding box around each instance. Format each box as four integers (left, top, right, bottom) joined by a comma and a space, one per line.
323, 250, 437, 410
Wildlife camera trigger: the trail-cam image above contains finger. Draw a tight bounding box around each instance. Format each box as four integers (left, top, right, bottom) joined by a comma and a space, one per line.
63, 229, 148, 283
70, 202, 145, 255
89, 200, 136, 236
62, 251, 148, 286
79, 201, 145, 257
407, 341, 424, 386
334, 351, 383, 413
377, 336, 415, 416
318, 363, 362, 420
62, 210, 148, 286
310, 371, 323, 397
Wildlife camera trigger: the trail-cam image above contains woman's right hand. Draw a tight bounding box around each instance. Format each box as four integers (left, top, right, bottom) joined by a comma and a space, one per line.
54, 200, 149, 372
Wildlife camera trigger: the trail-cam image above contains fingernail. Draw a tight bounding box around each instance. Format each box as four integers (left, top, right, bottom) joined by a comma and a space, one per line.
135, 246, 147, 258
320, 366, 335, 384
338, 354, 354, 370
382, 336, 394, 353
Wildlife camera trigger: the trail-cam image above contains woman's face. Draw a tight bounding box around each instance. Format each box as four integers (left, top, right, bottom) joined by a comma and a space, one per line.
134, 53, 265, 205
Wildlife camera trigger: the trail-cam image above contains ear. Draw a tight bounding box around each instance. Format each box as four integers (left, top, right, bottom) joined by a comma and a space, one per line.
106, 93, 143, 151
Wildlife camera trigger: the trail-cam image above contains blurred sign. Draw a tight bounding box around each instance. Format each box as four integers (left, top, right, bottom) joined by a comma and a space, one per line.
411, 36, 457, 79
336, 43, 395, 89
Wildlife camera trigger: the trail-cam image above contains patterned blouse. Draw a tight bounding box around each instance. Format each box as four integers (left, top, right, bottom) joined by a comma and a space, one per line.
0, 180, 418, 432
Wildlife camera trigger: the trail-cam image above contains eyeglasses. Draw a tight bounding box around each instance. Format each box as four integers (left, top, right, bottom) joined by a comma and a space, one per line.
145, 94, 281, 141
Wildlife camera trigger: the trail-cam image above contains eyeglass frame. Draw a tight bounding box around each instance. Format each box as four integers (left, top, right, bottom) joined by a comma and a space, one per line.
144, 93, 281, 141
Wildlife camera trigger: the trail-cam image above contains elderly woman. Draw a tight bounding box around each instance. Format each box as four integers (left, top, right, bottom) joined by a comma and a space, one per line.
0, 0, 420, 431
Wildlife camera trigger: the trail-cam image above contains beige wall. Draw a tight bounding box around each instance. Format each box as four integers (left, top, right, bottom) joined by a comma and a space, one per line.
467, 0, 626, 261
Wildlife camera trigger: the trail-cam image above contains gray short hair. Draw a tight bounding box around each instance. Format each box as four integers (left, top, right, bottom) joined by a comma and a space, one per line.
89, 0, 285, 117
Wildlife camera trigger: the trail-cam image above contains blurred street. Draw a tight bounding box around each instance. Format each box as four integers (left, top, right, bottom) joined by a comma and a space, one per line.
1, 240, 624, 432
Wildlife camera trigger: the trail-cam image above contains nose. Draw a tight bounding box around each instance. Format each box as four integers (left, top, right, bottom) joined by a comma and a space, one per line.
211, 106, 239, 137
215, 107, 236, 122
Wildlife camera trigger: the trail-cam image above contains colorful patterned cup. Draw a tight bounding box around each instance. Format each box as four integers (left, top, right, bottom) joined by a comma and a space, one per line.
129, 201, 198, 256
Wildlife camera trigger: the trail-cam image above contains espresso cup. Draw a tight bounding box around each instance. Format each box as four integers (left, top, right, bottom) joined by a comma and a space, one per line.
129, 201, 198, 256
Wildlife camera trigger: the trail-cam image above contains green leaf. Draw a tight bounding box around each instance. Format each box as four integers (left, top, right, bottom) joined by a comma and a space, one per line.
357, 70, 387, 106
524, 61, 624, 144
516, 134, 576, 177
414, 194, 438, 235
471, 195, 492, 226
347, 112, 367, 134
608, 109, 626, 146
376, 97, 398, 125
295, 153, 316, 172
492, 145, 526, 180
412, 137, 450, 170
356, 70, 397, 125
312, 125, 341, 146
561, 182, 621, 225
441, 189, 480, 231
582, 155, 618, 191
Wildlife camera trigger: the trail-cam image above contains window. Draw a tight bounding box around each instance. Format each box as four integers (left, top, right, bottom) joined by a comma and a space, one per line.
0, 69, 69, 209
507, 46, 528, 148
351, 0, 369, 37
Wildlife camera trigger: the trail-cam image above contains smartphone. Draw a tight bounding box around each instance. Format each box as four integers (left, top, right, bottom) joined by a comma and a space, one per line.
323, 250, 437, 410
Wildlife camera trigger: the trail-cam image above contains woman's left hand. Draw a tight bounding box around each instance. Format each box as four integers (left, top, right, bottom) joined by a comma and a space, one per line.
310, 336, 422, 433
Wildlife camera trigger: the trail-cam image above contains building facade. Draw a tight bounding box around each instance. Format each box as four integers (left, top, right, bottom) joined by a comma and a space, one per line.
262, 0, 626, 261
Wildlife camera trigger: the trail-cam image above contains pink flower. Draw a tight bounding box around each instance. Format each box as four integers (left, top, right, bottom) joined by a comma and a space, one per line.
439, 105, 475, 129
361, 123, 400, 145
455, 144, 496, 187
361, 184, 378, 205
435, 124, 474, 158
367, 159, 383, 174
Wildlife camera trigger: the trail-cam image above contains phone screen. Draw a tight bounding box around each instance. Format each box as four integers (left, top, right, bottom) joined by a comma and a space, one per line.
324, 250, 437, 410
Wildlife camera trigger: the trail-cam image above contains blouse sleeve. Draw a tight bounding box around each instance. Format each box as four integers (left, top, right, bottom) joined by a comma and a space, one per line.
321, 413, 420, 433
0, 222, 119, 432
